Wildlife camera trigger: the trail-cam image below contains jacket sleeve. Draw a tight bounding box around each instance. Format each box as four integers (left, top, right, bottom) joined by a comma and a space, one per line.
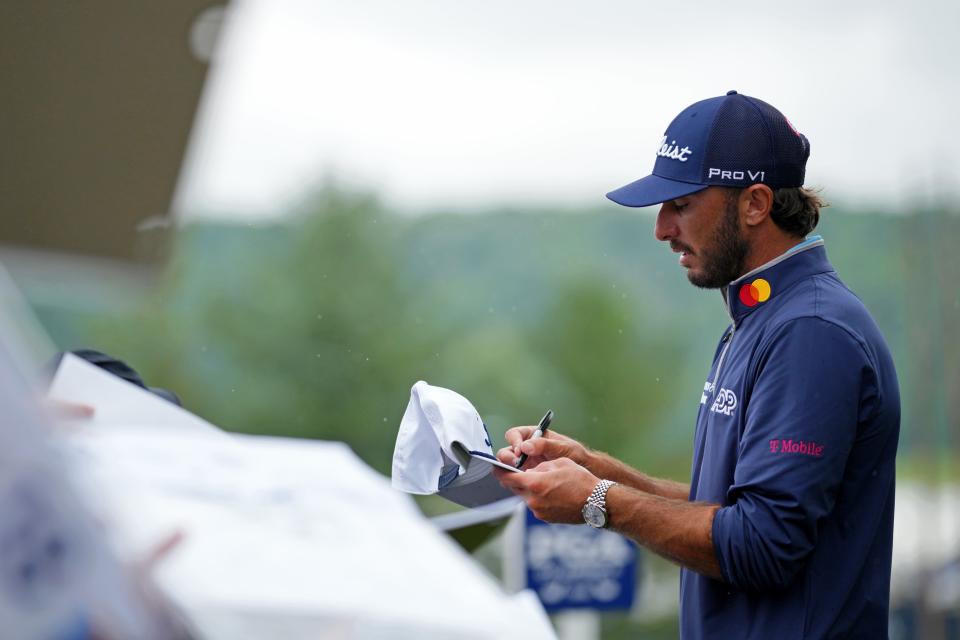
711, 317, 874, 592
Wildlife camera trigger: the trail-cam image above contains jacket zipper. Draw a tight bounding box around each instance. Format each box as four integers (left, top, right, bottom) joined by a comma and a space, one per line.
709, 290, 738, 395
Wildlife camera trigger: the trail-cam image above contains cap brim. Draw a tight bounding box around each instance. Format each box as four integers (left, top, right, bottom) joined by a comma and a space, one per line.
606, 174, 707, 208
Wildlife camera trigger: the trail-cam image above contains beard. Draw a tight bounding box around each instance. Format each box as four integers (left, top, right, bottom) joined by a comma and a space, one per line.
686, 196, 749, 289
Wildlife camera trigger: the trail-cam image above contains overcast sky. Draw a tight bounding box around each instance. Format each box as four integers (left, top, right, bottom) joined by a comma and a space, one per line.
174, 0, 960, 220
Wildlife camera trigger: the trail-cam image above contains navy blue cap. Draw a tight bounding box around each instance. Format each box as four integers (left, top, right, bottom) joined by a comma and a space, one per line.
607, 90, 810, 207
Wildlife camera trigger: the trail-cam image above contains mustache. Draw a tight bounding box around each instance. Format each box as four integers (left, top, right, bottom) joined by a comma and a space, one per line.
671, 241, 694, 255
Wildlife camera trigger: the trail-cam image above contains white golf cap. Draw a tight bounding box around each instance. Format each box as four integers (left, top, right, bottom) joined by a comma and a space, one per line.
391, 381, 515, 507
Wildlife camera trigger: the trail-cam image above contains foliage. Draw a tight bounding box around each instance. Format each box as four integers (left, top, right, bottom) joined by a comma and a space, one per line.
88, 188, 686, 476
73, 190, 960, 482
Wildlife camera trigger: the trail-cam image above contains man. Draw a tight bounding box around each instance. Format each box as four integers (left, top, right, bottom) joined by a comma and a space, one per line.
494, 91, 900, 639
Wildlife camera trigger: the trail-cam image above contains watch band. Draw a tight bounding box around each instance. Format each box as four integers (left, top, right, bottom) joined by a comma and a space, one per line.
588, 479, 616, 511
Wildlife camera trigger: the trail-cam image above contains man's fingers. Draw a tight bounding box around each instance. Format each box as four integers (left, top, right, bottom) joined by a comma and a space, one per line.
492, 467, 533, 495
506, 426, 570, 455
505, 426, 536, 451
496, 446, 516, 465
528, 457, 575, 473
519, 435, 569, 460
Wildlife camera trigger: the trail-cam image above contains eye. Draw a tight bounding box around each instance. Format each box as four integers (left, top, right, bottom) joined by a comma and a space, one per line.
674, 200, 689, 212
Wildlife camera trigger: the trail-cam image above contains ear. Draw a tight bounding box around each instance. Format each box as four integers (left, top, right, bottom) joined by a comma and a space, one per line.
741, 184, 774, 228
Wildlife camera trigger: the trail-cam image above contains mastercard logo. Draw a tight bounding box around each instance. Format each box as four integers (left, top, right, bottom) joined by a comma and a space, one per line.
738, 278, 771, 307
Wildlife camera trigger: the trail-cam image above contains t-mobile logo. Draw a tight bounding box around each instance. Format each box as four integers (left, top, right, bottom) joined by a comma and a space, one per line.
769, 439, 825, 457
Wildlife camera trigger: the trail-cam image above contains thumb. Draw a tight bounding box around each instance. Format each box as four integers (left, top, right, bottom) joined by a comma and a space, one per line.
520, 435, 574, 460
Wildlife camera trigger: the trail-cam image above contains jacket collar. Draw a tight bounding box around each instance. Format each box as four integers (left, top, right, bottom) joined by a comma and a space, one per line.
722, 235, 833, 325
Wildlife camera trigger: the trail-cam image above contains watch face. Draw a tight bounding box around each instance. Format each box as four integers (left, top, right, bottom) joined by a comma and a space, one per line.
582, 502, 607, 528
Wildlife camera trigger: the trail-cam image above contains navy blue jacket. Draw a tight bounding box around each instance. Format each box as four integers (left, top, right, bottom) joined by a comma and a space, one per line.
680, 237, 900, 639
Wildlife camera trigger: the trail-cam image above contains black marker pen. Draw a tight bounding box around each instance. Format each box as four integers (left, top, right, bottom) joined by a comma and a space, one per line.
514, 410, 553, 469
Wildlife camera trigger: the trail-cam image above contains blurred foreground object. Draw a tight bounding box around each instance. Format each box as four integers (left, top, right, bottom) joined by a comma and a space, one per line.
0, 1, 224, 263
49, 355, 556, 640
0, 341, 191, 638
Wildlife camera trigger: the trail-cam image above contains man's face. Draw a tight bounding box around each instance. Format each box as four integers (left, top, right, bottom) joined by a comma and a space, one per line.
654, 187, 748, 289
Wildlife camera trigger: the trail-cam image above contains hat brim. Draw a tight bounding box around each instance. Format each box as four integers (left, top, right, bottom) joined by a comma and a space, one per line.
606, 174, 707, 208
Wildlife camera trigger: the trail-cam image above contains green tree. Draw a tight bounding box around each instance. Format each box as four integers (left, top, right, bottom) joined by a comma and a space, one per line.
529, 279, 685, 470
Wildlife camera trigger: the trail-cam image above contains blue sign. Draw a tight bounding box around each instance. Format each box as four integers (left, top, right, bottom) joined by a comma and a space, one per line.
523, 508, 639, 612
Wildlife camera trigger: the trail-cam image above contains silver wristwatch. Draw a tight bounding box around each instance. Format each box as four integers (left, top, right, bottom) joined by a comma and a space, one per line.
582, 479, 616, 528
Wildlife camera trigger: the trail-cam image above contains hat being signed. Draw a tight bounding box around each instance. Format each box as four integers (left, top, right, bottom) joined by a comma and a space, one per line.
392, 381, 517, 508
607, 90, 810, 208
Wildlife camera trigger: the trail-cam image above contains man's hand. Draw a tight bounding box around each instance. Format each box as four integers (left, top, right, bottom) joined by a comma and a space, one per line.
496, 426, 589, 470
493, 458, 598, 524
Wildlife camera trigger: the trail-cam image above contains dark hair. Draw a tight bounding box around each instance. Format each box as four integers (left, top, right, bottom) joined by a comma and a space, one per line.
769, 187, 827, 237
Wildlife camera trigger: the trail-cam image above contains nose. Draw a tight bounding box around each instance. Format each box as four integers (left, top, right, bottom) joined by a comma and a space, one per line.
655, 204, 678, 242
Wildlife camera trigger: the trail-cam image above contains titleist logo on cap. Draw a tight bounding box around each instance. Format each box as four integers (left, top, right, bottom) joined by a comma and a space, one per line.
656, 136, 692, 162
